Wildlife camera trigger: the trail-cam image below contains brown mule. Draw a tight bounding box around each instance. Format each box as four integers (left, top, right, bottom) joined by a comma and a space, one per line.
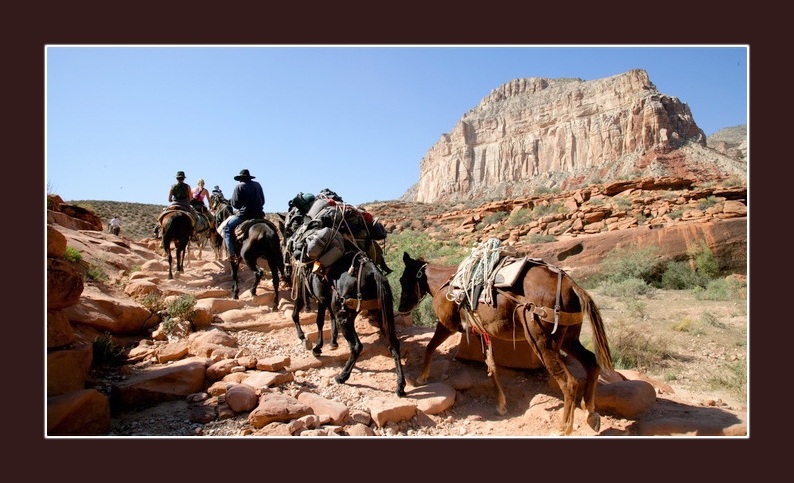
159, 211, 194, 279
397, 251, 615, 436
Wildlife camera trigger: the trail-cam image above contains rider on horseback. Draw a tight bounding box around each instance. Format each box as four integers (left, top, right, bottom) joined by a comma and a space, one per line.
166, 171, 208, 233
190, 178, 212, 217
222, 169, 265, 261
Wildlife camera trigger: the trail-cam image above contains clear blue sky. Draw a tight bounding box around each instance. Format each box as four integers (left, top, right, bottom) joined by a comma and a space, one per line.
45, 45, 748, 209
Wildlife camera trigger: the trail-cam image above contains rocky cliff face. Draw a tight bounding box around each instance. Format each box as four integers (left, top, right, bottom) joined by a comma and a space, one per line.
409, 69, 747, 203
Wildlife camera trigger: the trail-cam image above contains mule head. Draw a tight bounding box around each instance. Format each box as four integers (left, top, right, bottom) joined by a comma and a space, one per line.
397, 252, 430, 314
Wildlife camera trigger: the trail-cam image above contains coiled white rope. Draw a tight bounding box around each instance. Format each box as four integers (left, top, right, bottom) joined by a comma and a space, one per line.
449, 237, 503, 305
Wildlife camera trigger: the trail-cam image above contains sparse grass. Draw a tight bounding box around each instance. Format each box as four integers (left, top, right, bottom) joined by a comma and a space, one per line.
526, 233, 557, 244
604, 320, 673, 371
704, 360, 747, 403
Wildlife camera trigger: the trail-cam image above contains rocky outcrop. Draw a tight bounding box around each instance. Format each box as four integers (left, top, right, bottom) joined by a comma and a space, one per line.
411, 69, 747, 203
378, 176, 747, 279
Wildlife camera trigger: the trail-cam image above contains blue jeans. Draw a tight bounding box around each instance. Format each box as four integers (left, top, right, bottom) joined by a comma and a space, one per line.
223, 214, 245, 257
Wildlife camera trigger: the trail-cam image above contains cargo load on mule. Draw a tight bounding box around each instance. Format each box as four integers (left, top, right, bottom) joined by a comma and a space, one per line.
286, 189, 391, 273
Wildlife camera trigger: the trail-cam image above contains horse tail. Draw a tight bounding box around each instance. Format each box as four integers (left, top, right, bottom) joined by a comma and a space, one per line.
376, 268, 397, 342
572, 283, 615, 373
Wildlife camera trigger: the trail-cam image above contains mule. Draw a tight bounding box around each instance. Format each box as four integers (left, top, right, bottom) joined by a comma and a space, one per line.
397, 251, 614, 435
332, 251, 406, 397
159, 211, 194, 279
280, 206, 339, 354
215, 206, 287, 307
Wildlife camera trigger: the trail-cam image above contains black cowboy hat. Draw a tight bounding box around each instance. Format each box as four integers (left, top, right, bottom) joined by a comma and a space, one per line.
234, 169, 256, 181
176, 171, 186, 179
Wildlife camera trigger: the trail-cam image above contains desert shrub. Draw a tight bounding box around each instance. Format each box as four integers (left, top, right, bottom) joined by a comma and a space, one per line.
167, 294, 197, 321
86, 259, 108, 282
598, 277, 655, 297
704, 360, 747, 403
700, 312, 727, 329
696, 195, 720, 211
721, 176, 744, 188
140, 292, 166, 312
160, 317, 178, 336
526, 233, 557, 244
597, 245, 663, 286
671, 317, 705, 335
92, 332, 125, 367
692, 277, 745, 301
667, 208, 685, 220
506, 208, 533, 227
613, 197, 633, 210
660, 260, 704, 289
688, 242, 720, 279
531, 202, 564, 218
605, 321, 673, 371
481, 211, 508, 226
624, 299, 647, 319
63, 246, 82, 263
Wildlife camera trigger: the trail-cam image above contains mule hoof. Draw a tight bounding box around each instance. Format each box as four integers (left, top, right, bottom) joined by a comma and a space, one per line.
330, 342, 339, 350
587, 412, 601, 432
496, 405, 508, 416
416, 376, 428, 386
334, 375, 347, 384
312, 347, 322, 356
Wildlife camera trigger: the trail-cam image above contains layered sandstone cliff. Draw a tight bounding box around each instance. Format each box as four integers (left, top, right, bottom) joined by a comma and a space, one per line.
410, 69, 746, 203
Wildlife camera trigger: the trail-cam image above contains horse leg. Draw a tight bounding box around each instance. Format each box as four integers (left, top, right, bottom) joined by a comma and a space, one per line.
539, 334, 580, 436
372, 308, 407, 398
267, 255, 281, 311
311, 302, 327, 356
230, 259, 240, 299
291, 295, 312, 350
334, 311, 362, 385
166, 248, 174, 279
177, 244, 185, 273
329, 310, 339, 350
564, 336, 602, 433
483, 337, 508, 415
417, 322, 455, 385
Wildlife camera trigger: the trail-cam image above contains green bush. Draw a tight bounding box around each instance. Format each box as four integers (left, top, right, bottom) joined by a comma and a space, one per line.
506, 208, 533, 227
660, 261, 704, 289
598, 245, 663, 286
167, 294, 197, 321
92, 332, 125, 367
141, 292, 166, 312
689, 242, 720, 279
598, 277, 655, 297
481, 211, 508, 226
692, 278, 745, 301
63, 246, 82, 263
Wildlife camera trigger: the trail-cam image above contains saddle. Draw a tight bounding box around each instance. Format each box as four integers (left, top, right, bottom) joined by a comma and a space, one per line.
158, 205, 194, 227
233, 217, 278, 241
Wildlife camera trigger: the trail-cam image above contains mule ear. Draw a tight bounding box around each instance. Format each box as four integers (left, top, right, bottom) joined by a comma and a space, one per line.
403, 251, 411, 262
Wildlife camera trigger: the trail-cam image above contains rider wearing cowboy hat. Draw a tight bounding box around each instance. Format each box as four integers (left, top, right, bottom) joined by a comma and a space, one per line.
222, 169, 265, 261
